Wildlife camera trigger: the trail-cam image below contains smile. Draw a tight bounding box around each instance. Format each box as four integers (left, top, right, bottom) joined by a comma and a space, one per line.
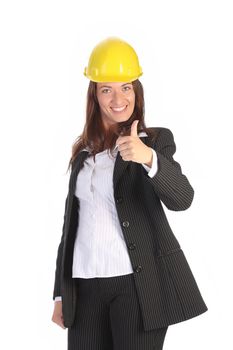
111, 105, 128, 112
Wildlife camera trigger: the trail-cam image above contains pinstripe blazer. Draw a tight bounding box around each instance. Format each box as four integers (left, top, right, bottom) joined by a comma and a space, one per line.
52, 126, 208, 331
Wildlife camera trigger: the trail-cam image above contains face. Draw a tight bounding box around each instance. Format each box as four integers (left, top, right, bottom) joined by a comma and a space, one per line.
96, 82, 135, 130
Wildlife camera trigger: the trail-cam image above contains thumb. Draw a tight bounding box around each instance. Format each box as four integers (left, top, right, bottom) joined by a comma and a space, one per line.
130, 120, 139, 137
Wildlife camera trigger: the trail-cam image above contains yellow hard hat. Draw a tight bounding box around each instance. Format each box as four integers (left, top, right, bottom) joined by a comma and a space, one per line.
83, 36, 143, 82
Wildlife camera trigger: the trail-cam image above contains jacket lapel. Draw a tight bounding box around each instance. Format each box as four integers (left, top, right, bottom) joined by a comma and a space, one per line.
68, 151, 89, 194
113, 149, 130, 191
113, 135, 151, 190
68, 135, 150, 194
68, 149, 130, 194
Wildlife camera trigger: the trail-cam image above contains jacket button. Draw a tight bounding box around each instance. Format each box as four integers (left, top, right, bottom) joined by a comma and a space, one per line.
122, 221, 129, 227
116, 197, 123, 203
128, 243, 136, 250
134, 265, 142, 273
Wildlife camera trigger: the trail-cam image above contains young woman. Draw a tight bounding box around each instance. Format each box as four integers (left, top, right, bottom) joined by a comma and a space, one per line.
51, 36, 208, 350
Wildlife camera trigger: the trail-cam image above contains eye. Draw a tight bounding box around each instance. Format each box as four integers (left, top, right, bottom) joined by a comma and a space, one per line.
102, 88, 111, 93
101, 86, 131, 93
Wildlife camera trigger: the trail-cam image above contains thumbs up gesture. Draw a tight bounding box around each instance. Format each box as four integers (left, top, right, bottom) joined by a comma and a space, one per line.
116, 120, 153, 166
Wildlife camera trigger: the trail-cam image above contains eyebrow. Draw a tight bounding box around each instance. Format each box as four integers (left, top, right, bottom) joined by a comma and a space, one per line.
99, 83, 131, 89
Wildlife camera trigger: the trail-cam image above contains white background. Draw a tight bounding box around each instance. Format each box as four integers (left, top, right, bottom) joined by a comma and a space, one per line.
0, 0, 232, 349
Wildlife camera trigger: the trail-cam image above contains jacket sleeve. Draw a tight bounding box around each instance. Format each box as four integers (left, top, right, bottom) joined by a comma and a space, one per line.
52, 193, 68, 300
144, 127, 194, 211
141, 148, 158, 177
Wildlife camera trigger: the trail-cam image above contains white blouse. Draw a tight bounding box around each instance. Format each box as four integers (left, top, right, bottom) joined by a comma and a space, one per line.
54, 132, 158, 301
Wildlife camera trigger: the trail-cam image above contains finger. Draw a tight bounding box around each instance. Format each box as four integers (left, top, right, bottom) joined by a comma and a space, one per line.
117, 134, 134, 147
59, 318, 66, 329
130, 120, 139, 137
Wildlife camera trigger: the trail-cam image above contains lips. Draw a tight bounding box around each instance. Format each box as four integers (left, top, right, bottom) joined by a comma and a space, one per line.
111, 105, 128, 112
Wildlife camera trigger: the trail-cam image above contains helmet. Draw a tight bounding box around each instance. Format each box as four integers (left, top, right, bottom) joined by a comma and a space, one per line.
83, 36, 143, 82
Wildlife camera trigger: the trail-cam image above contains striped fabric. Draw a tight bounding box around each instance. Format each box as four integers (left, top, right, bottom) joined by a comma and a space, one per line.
54, 132, 158, 302
72, 132, 157, 279
52, 127, 208, 331
68, 274, 168, 349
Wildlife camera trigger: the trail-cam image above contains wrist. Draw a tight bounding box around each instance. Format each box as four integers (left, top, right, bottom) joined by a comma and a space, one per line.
144, 147, 153, 167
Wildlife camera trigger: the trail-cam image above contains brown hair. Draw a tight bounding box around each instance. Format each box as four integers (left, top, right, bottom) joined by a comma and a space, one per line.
66, 79, 157, 173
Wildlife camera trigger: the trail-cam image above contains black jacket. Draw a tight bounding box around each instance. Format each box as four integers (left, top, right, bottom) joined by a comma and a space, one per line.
52, 126, 208, 331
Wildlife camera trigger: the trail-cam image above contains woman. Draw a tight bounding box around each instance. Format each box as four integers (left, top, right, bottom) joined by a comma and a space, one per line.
51, 37, 208, 350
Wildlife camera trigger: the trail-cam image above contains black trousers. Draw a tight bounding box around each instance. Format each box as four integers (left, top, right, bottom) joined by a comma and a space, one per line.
68, 272, 168, 350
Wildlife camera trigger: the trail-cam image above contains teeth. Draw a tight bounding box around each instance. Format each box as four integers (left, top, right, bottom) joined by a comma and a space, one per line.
111, 105, 127, 112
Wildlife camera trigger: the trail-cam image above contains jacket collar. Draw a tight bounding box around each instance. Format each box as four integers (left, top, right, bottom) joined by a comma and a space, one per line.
68, 132, 149, 194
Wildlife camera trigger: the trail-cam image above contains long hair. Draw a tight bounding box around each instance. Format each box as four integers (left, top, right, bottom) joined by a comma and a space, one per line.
66, 79, 157, 173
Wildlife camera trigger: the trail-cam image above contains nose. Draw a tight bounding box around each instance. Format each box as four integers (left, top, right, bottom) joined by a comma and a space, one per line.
111, 90, 126, 106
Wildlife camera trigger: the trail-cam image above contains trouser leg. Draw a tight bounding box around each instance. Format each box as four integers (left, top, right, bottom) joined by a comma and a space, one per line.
68, 277, 113, 350
98, 273, 168, 350
68, 273, 168, 350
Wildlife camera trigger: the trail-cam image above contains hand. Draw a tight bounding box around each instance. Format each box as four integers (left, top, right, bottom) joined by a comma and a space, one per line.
51, 301, 66, 329
116, 120, 153, 165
